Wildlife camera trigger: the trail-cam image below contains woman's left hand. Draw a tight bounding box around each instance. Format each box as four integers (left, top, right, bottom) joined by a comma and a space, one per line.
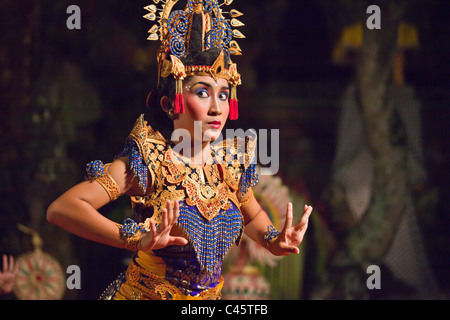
269, 203, 312, 256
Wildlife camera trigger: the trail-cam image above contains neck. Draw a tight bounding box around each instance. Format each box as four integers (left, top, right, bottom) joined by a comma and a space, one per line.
172, 139, 212, 167
191, 140, 211, 167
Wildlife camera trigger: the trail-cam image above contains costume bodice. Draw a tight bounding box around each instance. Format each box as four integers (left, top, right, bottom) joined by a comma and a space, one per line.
116, 114, 258, 286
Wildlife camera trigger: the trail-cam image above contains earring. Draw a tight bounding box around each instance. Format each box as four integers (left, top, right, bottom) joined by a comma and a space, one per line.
167, 108, 176, 119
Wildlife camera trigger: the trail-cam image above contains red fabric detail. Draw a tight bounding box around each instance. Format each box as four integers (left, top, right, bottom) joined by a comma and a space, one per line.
174, 93, 185, 114
229, 99, 239, 120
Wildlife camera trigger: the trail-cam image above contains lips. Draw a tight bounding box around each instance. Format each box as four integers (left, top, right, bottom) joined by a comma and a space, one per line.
208, 121, 221, 129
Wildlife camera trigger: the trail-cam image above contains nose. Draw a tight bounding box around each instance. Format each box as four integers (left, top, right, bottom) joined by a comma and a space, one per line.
208, 95, 222, 116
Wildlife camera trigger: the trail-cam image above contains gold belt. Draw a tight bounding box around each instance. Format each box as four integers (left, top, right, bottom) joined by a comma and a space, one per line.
124, 258, 223, 300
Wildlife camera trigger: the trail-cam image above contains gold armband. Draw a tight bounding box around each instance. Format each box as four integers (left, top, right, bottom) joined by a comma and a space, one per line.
239, 188, 254, 208
86, 160, 121, 201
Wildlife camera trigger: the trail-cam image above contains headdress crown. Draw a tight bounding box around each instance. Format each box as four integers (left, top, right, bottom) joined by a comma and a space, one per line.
144, 0, 244, 119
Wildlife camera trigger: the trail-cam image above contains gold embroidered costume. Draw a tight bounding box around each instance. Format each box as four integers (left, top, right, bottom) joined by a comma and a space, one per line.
98, 115, 258, 300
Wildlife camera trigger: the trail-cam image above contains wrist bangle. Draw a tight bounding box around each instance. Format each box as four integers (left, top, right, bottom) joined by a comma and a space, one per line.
263, 225, 280, 247
118, 218, 149, 251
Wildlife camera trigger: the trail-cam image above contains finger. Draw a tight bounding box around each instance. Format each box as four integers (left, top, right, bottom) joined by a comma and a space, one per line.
161, 208, 168, 230
284, 202, 293, 230
165, 200, 172, 226
13, 259, 19, 275
169, 200, 179, 225
172, 200, 180, 224
2, 254, 7, 273
279, 242, 300, 255
147, 219, 157, 247
149, 219, 157, 235
8, 255, 14, 273
168, 236, 188, 246
286, 246, 300, 255
162, 200, 171, 229
168, 199, 177, 226
142, 219, 157, 250
294, 205, 312, 231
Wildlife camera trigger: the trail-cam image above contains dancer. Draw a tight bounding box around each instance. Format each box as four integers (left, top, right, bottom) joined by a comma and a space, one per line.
47, 0, 312, 300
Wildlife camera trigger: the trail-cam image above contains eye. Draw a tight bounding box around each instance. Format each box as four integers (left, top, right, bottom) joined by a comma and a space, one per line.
219, 91, 229, 101
196, 88, 209, 98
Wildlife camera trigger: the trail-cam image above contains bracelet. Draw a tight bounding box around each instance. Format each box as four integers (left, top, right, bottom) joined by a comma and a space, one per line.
122, 231, 143, 251
86, 160, 121, 201
263, 225, 280, 247
118, 218, 149, 251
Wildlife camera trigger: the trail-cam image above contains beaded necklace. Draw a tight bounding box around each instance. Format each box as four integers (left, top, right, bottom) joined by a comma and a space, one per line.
170, 146, 221, 200
166, 145, 243, 275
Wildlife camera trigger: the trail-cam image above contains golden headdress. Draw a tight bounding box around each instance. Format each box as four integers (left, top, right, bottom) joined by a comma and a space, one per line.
144, 0, 244, 119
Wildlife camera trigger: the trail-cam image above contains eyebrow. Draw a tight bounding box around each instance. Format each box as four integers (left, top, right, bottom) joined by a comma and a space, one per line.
192, 81, 229, 91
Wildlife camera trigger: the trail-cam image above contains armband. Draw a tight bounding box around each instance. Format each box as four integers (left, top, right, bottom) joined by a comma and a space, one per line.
263, 225, 280, 247
86, 160, 121, 201
239, 188, 254, 208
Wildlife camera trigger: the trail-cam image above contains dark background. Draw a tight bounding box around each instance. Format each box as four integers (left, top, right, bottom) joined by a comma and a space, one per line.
0, 0, 449, 299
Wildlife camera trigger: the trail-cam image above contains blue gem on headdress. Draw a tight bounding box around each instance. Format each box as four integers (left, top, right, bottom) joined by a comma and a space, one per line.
167, 10, 189, 57
170, 34, 186, 57
203, 0, 233, 60
164, 0, 234, 60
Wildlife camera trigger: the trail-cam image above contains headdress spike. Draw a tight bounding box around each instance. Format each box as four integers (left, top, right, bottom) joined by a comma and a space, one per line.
232, 29, 245, 39
230, 18, 245, 27
229, 9, 243, 18
143, 13, 157, 21
144, 5, 157, 12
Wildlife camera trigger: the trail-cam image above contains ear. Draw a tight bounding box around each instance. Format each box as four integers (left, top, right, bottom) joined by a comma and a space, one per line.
160, 96, 173, 113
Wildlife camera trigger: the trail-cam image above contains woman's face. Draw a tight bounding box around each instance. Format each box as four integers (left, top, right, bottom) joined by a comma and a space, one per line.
172, 75, 230, 144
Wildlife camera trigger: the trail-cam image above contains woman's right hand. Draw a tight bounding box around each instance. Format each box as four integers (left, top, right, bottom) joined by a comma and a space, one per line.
138, 199, 188, 251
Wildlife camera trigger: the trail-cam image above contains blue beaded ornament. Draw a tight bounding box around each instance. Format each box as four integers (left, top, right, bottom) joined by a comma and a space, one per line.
239, 163, 259, 196
86, 160, 105, 179
263, 225, 280, 243
121, 218, 146, 238
177, 200, 243, 275
115, 139, 149, 193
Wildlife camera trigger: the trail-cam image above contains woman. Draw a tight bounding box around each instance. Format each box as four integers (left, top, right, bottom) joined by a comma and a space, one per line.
47, 0, 312, 300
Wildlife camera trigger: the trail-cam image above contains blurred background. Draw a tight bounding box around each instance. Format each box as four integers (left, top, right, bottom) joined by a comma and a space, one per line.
0, 0, 448, 300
